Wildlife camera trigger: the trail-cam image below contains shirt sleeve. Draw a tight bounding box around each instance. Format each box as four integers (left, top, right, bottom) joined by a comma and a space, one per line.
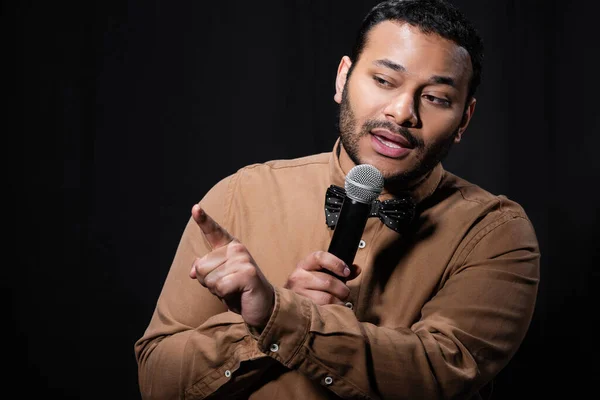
134, 173, 272, 400
254, 212, 540, 399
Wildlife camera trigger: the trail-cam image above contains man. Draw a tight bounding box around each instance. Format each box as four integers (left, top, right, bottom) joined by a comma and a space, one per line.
134, 0, 540, 399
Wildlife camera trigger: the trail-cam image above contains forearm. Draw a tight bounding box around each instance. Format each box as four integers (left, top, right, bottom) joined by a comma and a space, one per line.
136, 329, 194, 399
256, 221, 539, 400
136, 311, 270, 399
257, 288, 441, 399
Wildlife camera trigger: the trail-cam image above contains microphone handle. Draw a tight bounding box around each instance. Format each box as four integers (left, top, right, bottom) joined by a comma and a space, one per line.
327, 198, 371, 281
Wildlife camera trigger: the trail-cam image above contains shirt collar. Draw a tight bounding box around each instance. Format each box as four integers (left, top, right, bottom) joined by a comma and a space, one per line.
328, 137, 444, 205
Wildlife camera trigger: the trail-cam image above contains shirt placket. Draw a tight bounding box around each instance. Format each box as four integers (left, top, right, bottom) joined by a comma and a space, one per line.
345, 218, 383, 317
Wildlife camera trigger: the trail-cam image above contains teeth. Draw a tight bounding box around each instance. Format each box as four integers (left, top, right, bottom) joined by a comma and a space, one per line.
375, 135, 402, 149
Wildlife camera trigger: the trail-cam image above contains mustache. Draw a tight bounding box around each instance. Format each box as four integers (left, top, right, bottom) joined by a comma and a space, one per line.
362, 120, 422, 148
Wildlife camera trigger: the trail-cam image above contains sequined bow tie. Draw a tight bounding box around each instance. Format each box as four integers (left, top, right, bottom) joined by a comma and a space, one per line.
324, 185, 416, 233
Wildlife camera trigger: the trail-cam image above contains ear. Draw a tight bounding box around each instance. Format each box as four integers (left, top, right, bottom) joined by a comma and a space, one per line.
454, 97, 477, 143
334, 56, 353, 104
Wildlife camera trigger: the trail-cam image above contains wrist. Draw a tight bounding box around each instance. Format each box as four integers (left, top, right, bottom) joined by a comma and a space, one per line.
247, 285, 276, 337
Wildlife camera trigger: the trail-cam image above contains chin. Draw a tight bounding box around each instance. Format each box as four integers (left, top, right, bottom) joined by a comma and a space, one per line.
362, 153, 411, 176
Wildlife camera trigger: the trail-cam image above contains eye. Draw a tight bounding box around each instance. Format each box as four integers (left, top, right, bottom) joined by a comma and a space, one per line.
423, 94, 451, 107
373, 75, 392, 88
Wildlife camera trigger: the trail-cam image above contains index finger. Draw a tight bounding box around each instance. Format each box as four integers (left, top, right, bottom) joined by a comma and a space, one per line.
192, 203, 234, 249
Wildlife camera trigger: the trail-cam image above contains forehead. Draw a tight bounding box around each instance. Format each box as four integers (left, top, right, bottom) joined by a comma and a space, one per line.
359, 21, 472, 87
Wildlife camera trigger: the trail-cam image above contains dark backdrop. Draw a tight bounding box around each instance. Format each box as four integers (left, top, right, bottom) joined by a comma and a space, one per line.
6, 0, 598, 398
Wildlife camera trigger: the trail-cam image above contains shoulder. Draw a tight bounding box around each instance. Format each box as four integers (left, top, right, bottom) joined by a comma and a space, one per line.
434, 170, 539, 259
204, 152, 331, 195
203, 151, 332, 215
420, 170, 541, 279
201, 151, 332, 237
427, 169, 538, 249
238, 151, 331, 175
224, 151, 332, 193
438, 170, 531, 221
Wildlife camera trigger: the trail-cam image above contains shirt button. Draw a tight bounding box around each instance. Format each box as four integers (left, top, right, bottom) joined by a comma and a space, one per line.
358, 240, 366, 249
345, 302, 353, 310
269, 343, 279, 352
324, 376, 333, 385
225, 370, 231, 378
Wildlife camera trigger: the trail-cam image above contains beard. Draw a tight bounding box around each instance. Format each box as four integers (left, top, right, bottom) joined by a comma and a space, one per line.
338, 87, 457, 187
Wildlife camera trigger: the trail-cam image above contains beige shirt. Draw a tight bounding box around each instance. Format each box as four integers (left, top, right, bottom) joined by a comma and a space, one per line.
134, 140, 540, 399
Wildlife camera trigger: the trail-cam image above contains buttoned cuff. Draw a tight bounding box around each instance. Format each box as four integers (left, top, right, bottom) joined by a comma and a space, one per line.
255, 287, 312, 368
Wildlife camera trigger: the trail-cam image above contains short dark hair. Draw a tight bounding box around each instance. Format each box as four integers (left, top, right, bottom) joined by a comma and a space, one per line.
350, 0, 484, 100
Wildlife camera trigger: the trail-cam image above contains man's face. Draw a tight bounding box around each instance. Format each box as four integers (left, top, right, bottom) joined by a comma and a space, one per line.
335, 21, 476, 187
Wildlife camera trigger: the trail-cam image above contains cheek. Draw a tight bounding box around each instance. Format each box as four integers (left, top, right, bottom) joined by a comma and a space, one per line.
420, 109, 463, 138
350, 80, 385, 119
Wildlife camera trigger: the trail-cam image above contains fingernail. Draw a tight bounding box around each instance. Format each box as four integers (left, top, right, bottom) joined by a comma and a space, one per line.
344, 266, 351, 276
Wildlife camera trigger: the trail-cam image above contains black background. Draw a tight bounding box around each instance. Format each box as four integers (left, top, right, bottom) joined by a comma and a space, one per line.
6, 0, 598, 398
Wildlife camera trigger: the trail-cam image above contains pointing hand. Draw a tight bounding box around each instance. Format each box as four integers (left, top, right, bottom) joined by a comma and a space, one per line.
189, 204, 274, 329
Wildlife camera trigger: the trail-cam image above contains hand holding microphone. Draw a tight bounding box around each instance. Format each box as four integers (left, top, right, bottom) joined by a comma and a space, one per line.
284, 164, 382, 304
327, 164, 384, 281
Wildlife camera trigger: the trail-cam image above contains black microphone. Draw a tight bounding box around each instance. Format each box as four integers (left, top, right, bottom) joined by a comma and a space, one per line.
327, 164, 383, 281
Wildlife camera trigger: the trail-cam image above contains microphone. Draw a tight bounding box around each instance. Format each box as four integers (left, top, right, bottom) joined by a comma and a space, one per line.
327, 164, 384, 281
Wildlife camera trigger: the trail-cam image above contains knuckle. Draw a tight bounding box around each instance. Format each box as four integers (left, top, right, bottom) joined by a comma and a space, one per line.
286, 272, 304, 288
298, 258, 315, 271
229, 242, 245, 253
195, 276, 206, 286
320, 275, 335, 290
191, 257, 202, 269
247, 266, 259, 279
213, 278, 227, 297
239, 253, 252, 264
285, 273, 298, 286
313, 251, 324, 262
239, 262, 257, 277
319, 292, 335, 305
341, 285, 350, 299
203, 274, 215, 289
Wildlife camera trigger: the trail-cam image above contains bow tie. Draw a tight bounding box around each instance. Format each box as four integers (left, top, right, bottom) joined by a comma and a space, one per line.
324, 185, 416, 234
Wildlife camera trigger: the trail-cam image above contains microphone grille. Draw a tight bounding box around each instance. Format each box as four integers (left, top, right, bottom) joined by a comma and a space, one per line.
345, 164, 384, 204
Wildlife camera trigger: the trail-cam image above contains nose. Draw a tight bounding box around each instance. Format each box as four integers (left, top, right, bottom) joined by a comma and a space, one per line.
383, 92, 418, 127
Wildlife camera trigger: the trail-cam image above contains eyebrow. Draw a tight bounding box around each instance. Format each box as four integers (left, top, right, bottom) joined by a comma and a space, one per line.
373, 58, 457, 88
374, 59, 405, 72
429, 75, 456, 88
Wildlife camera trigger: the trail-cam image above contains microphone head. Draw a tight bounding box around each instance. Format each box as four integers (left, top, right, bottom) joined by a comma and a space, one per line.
345, 164, 384, 204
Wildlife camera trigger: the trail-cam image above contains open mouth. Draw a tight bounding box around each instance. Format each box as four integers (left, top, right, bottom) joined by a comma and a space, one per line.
369, 128, 413, 158
374, 135, 404, 149
370, 128, 413, 148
